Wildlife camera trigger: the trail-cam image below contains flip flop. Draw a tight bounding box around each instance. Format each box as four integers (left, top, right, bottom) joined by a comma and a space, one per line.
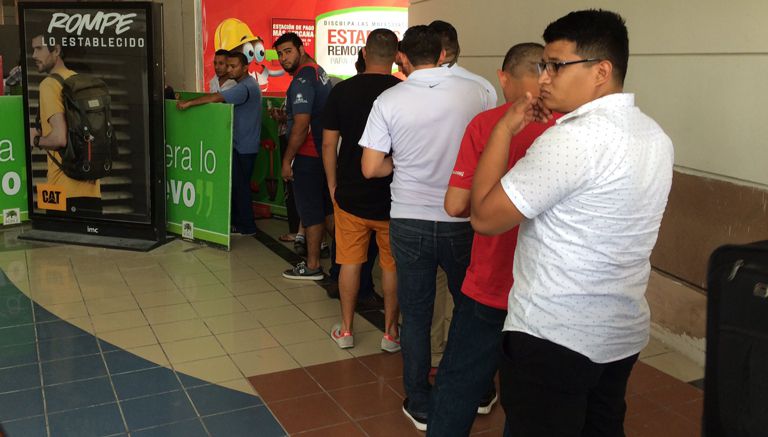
278, 233, 297, 242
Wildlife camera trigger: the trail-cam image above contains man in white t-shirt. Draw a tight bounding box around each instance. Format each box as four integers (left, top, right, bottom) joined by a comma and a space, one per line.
429, 20, 497, 110
209, 49, 236, 93
359, 25, 486, 431
471, 10, 674, 436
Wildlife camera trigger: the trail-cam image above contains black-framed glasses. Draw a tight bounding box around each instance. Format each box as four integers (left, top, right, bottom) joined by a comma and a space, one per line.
536, 58, 602, 76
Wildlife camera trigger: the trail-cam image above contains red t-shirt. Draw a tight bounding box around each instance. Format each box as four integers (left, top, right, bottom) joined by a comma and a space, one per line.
448, 103, 558, 309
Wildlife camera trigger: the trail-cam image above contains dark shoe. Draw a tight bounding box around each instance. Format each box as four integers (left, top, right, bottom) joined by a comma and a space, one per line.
477, 390, 498, 415
282, 261, 324, 280
294, 237, 307, 256
231, 227, 256, 236
320, 241, 331, 259
402, 398, 427, 431
355, 293, 384, 312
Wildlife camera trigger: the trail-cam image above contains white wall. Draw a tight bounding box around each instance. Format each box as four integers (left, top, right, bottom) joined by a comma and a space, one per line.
409, 0, 768, 186
154, 0, 203, 92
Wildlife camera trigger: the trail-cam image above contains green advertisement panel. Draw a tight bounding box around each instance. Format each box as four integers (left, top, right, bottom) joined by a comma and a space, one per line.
252, 96, 287, 217
165, 100, 233, 249
0, 96, 29, 226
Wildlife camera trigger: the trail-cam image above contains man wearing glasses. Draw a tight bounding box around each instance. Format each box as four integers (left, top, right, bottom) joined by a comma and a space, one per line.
471, 10, 674, 436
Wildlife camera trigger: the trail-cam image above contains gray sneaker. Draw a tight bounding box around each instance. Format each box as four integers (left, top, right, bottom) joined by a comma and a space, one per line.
282, 261, 324, 280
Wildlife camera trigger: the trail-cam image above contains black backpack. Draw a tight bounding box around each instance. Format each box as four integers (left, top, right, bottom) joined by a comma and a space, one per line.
42, 73, 117, 180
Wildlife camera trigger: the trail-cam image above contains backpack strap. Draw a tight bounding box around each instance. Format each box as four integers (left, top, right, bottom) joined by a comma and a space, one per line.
49, 73, 65, 86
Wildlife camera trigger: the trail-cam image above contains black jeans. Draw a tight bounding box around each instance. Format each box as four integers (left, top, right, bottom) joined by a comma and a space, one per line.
500, 331, 638, 437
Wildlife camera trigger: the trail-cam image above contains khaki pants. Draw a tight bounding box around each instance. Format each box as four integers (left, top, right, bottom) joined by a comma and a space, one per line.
431, 268, 454, 367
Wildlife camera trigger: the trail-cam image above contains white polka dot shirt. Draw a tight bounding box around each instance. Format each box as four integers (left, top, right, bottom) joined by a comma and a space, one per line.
500, 93, 674, 363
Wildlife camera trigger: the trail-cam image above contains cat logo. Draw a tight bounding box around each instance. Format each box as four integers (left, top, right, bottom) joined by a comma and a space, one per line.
37, 184, 67, 211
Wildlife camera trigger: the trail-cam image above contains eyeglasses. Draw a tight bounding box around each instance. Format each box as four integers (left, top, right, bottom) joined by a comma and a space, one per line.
536, 58, 602, 76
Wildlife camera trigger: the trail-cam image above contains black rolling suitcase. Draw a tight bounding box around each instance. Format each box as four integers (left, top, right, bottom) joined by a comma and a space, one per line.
705, 241, 768, 437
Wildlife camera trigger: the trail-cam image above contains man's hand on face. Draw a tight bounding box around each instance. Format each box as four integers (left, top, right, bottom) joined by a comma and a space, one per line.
281, 160, 293, 182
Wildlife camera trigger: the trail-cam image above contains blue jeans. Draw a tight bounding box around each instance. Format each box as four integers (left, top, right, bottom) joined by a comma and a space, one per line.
232, 150, 257, 233
428, 297, 507, 436
389, 218, 473, 416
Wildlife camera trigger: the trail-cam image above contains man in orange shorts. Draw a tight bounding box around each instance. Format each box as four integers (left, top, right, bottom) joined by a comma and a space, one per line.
321, 29, 401, 351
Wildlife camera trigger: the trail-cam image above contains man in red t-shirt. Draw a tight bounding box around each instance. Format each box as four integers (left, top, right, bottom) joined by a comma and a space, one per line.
427, 43, 560, 436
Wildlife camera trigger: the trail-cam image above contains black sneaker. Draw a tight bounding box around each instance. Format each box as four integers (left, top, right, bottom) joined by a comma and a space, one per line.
282, 261, 324, 280
320, 241, 331, 259
477, 390, 498, 415
402, 398, 427, 431
294, 237, 307, 256
356, 293, 384, 312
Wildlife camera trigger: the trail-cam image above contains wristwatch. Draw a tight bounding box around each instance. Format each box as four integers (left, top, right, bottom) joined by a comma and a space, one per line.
33, 135, 40, 148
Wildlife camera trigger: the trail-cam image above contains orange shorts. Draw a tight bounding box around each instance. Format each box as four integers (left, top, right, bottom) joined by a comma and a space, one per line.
333, 203, 395, 271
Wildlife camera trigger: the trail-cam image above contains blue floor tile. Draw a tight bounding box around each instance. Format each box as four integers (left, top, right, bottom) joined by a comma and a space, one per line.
0, 387, 44, 421
177, 373, 210, 389
204, 406, 286, 437
36, 319, 89, 341
33, 304, 59, 323
42, 353, 107, 385
38, 335, 100, 362
112, 367, 181, 400
45, 376, 117, 413
132, 418, 208, 437
121, 390, 196, 430
188, 384, 262, 416
48, 403, 126, 437
99, 340, 120, 353
103, 350, 159, 375
0, 324, 35, 348
0, 295, 33, 328
0, 362, 41, 393
0, 342, 38, 369
1, 414, 47, 437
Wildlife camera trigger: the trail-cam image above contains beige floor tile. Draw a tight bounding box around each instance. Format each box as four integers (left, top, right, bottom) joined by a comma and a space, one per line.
98, 325, 157, 349
80, 282, 133, 300
179, 283, 233, 302
123, 269, 173, 287
72, 262, 120, 276
266, 320, 330, 346
29, 288, 83, 305
120, 264, 167, 279
191, 297, 247, 318
236, 292, 292, 311
128, 277, 179, 294
204, 312, 262, 335
193, 247, 232, 261
173, 272, 221, 290
76, 272, 128, 289
163, 263, 210, 278
639, 336, 671, 359
173, 356, 243, 384
92, 310, 149, 334
142, 303, 198, 324
262, 274, 311, 291
152, 319, 212, 343
162, 336, 226, 364
251, 305, 309, 327
116, 257, 162, 271
284, 338, 353, 367
282, 284, 329, 304
348, 330, 388, 358
225, 278, 277, 296
230, 347, 300, 376
126, 344, 169, 366
314, 316, 378, 334
217, 378, 257, 395
213, 267, 263, 285
66, 316, 95, 334
296, 299, 341, 319
85, 295, 139, 315
133, 289, 188, 308
641, 351, 704, 382
42, 301, 89, 319
12, 280, 30, 294
201, 257, 250, 272
1, 260, 29, 284
215, 328, 280, 354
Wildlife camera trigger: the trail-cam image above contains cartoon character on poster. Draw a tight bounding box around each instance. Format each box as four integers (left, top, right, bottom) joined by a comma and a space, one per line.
214, 18, 284, 91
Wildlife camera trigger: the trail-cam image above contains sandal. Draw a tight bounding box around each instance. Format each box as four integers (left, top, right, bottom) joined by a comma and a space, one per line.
278, 233, 297, 242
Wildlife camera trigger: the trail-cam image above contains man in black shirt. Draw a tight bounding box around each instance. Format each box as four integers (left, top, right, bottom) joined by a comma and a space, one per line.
321, 29, 401, 351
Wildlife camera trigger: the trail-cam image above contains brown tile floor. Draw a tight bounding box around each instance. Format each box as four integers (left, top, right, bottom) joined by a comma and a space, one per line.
249, 353, 701, 436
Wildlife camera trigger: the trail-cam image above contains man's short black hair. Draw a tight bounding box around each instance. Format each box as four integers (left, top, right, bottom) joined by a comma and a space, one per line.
365, 28, 398, 64
227, 51, 248, 67
274, 32, 303, 49
428, 20, 459, 61
215, 49, 230, 57
502, 43, 543, 77
543, 9, 629, 85
400, 25, 442, 67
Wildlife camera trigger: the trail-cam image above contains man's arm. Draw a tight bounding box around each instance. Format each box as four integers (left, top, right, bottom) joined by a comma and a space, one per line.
470, 93, 533, 235
321, 129, 340, 198
444, 187, 471, 218
176, 92, 225, 110
31, 113, 67, 150
361, 148, 393, 179
281, 113, 310, 181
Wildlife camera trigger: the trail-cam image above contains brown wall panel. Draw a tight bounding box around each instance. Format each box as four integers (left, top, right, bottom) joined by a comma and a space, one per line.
651, 171, 768, 289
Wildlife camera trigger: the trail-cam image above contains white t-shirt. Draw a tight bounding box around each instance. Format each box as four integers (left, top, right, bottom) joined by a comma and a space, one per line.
500, 93, 674, 363
447, 63, 497, 110
359, 67, 486, 222
209, 76, 236, 93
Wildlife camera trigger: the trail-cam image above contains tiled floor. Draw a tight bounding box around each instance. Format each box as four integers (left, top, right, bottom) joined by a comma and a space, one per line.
0, 220, 705, 436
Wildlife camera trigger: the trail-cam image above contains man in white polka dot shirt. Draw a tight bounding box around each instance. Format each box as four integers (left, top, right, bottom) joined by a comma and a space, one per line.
470, 9, 674, 436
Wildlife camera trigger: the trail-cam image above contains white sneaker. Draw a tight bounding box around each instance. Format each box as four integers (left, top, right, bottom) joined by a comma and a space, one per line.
381, 334, 401, 353
330, 323, 354, 349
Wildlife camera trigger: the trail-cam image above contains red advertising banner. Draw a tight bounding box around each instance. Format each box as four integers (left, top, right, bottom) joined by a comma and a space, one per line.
201, 0, 407, 95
